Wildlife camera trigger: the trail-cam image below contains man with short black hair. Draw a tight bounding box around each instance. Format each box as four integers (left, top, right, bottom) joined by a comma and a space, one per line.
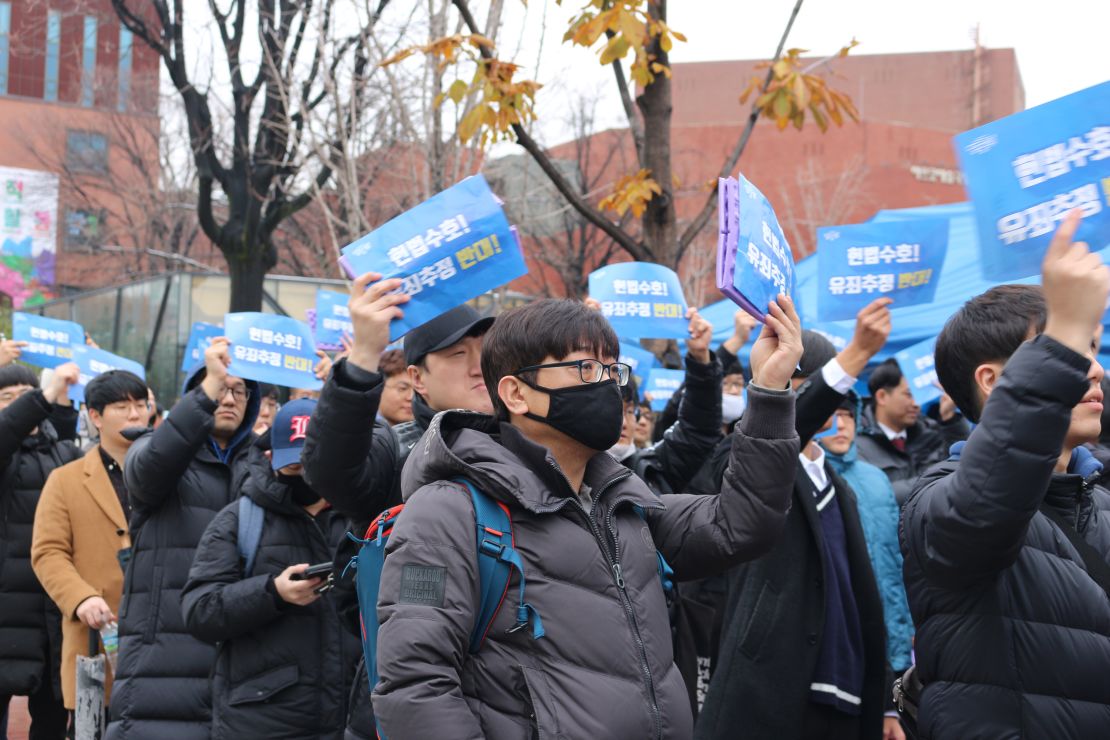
32, 370, 149, 723
372, 295, 802, 738
902, 213, 1110, 738
0, 356, 81, 739
855, 358, 968, 505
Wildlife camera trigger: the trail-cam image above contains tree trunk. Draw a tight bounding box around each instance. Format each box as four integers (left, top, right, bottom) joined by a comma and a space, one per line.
226, 250, 271, 312
637, 0, 677, 268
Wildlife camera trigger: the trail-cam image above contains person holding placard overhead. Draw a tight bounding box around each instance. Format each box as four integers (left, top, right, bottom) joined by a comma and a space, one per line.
0, 352, 81, 740
106, 338, 260, 740
900, 212, 1110, 739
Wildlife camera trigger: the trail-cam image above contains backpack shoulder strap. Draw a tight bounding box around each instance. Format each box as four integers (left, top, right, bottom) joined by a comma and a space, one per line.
237, 496, 265, 577
632, 504, 675, 599
454, 477, 544, 653
1039, 504, 1110, 600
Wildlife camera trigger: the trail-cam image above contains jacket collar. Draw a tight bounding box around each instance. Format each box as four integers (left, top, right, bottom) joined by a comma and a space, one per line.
83, 446, 128, 532
410, 393, 437, 433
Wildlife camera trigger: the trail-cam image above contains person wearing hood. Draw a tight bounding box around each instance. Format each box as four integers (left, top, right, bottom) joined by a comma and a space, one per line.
0, 357, 81, 739
182, 399, 360, 740
820, 393, 914, 728
372, 295, 801, 739
901, 215, 1110, 740
106, 337, 260, 740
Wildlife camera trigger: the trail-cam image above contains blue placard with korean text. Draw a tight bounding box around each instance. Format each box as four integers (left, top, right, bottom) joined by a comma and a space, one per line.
12, 312, 84, 369
893, 336, 941, 406
338, 175, 527, 341
589, 263, 689, 339
181, 322, 223, 372
733, 174, 795, 321
954, 80, 1110, 280
644, 368, 684, 412
817, 218, 949, 321
224, 313, 322, 391
314, 289, 352, 348
70, 345, 146, 405
619, 341, 658, 386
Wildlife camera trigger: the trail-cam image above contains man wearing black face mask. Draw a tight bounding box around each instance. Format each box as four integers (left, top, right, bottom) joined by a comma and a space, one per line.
372, 297, 802, 739
181, 399, 361, 740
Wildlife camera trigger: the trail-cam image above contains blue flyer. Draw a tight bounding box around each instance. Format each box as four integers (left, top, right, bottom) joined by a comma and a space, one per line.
618, 341, 658, 386
954, 80, 1110, 280
12, 312, 84, 368
181, 322, 224, 372
224, 313, 322, 390
644, 368, 685, 412
731, 174, 795, 321
589, 262, 689, 339
70, 345, 146, 405
339, 175, 527, 341
314, 289, 352, 349
893, 336, 942, 406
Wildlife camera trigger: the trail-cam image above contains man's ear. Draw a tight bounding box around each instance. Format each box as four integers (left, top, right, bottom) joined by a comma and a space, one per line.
497, 375, 531, 417
88, 407, 103, 434
874, 388, 888, 407
973, 362, 1004, 408
407, 364, 426, 398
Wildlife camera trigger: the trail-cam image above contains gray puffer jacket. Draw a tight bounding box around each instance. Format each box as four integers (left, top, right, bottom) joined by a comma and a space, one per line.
372, 385, 798, 740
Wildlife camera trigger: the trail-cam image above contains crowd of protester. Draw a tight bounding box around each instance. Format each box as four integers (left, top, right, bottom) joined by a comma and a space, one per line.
1, 214, 1109, 739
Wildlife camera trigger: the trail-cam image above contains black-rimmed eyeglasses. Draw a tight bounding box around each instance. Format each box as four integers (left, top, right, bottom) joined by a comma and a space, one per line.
514, 359, 632, 387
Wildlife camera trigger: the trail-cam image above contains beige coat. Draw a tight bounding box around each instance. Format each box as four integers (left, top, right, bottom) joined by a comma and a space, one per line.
31, 448, 130, 709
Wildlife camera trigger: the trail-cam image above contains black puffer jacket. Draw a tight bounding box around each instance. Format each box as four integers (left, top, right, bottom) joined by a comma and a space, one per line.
901, 335, 1110, 739
0, 390, 80, 696
107, 368, 259, 740
182, 438, 361, 740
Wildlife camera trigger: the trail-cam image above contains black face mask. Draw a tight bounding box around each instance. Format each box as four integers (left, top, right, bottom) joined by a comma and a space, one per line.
277, 473, 322, 506
521, 378, 624, 451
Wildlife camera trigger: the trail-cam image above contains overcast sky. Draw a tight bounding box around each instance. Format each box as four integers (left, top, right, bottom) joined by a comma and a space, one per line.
502, 0, 1110, 147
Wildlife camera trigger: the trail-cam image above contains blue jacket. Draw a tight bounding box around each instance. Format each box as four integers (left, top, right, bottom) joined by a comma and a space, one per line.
826, 434, 914, 672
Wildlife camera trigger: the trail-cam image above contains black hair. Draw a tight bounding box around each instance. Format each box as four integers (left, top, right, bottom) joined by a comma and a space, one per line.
621, 375, 639, 405
935, 284, 1046, 424
0, 364, 39, 391
867, 358, 905, 397
482, 299, 620, 420
257, 383, 279, 401
85, 370, 149, 414
795, 330, 837, 378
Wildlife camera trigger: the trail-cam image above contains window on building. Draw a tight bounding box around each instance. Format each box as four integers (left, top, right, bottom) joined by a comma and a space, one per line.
44, 10, 60, 101
0, 3, 10, 96
118, 25, 132, 112
66, 131, 109, 174
81, 16, 98, 107
64, 207, 105, 250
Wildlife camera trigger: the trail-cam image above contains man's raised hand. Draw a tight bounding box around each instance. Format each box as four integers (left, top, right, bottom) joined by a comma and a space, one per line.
347, 272, 410, 374
749, 296, 804, 390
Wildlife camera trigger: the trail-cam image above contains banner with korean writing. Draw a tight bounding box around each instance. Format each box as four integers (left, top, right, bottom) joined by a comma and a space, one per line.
181, 322, 223, 372
723, 174, 795, 322
589, 262, 689, 339
893, 336, 941, 406
224, 313, 322, 391
816, 218, 949, 321
313, 289, 352, 349
12, 312, 84, 368
338, 175, 527, 341
954, 80, 1110, 280
70, 345, 145, 405
619, 341, 658, 386
643, 368, 684, 412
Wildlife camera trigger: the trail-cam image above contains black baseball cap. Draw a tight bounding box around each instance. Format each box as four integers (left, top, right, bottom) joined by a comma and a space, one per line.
403, 304, 494, 366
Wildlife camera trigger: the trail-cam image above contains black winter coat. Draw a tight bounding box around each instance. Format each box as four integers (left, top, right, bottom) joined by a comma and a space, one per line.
107, 371, 259, 740
0, 390, 80, 696
901, 335, 1110, 739
182, 439, 361, 740
695, 461, 888, 740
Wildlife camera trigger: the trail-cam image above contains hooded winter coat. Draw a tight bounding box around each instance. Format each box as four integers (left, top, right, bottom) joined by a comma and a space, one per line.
372, 384, 798, 740
0, 389, 80, 697
901, 335, 1110, 739
824, 406, 914, 673
182, 438, 361, 740
107, 366, 259, 740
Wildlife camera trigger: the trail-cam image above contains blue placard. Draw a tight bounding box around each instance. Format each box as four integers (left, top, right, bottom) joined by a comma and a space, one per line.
954, 81, 1110, 280
12, 312, 85, 368
314, 289, 352, 348
814, 412, 839, 440
70, 345, 146, 405
339, 175, 527, 341
733, 174, 795, 320
809, 322, 852, 353
181, 322, 223, 372
589, 262, 689, 339
618, 341, 658, 386
893, 336, 941, 406
643, 368, 684, 412
817, 218, 949, 321
224, 313, 322, 390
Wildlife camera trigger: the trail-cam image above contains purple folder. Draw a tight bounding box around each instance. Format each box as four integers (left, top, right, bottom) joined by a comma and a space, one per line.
716, 177, 765, 322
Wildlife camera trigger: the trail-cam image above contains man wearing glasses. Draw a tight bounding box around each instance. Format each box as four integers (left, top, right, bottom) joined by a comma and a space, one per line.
372, 296, 802, 739
106, 338, 260, 740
